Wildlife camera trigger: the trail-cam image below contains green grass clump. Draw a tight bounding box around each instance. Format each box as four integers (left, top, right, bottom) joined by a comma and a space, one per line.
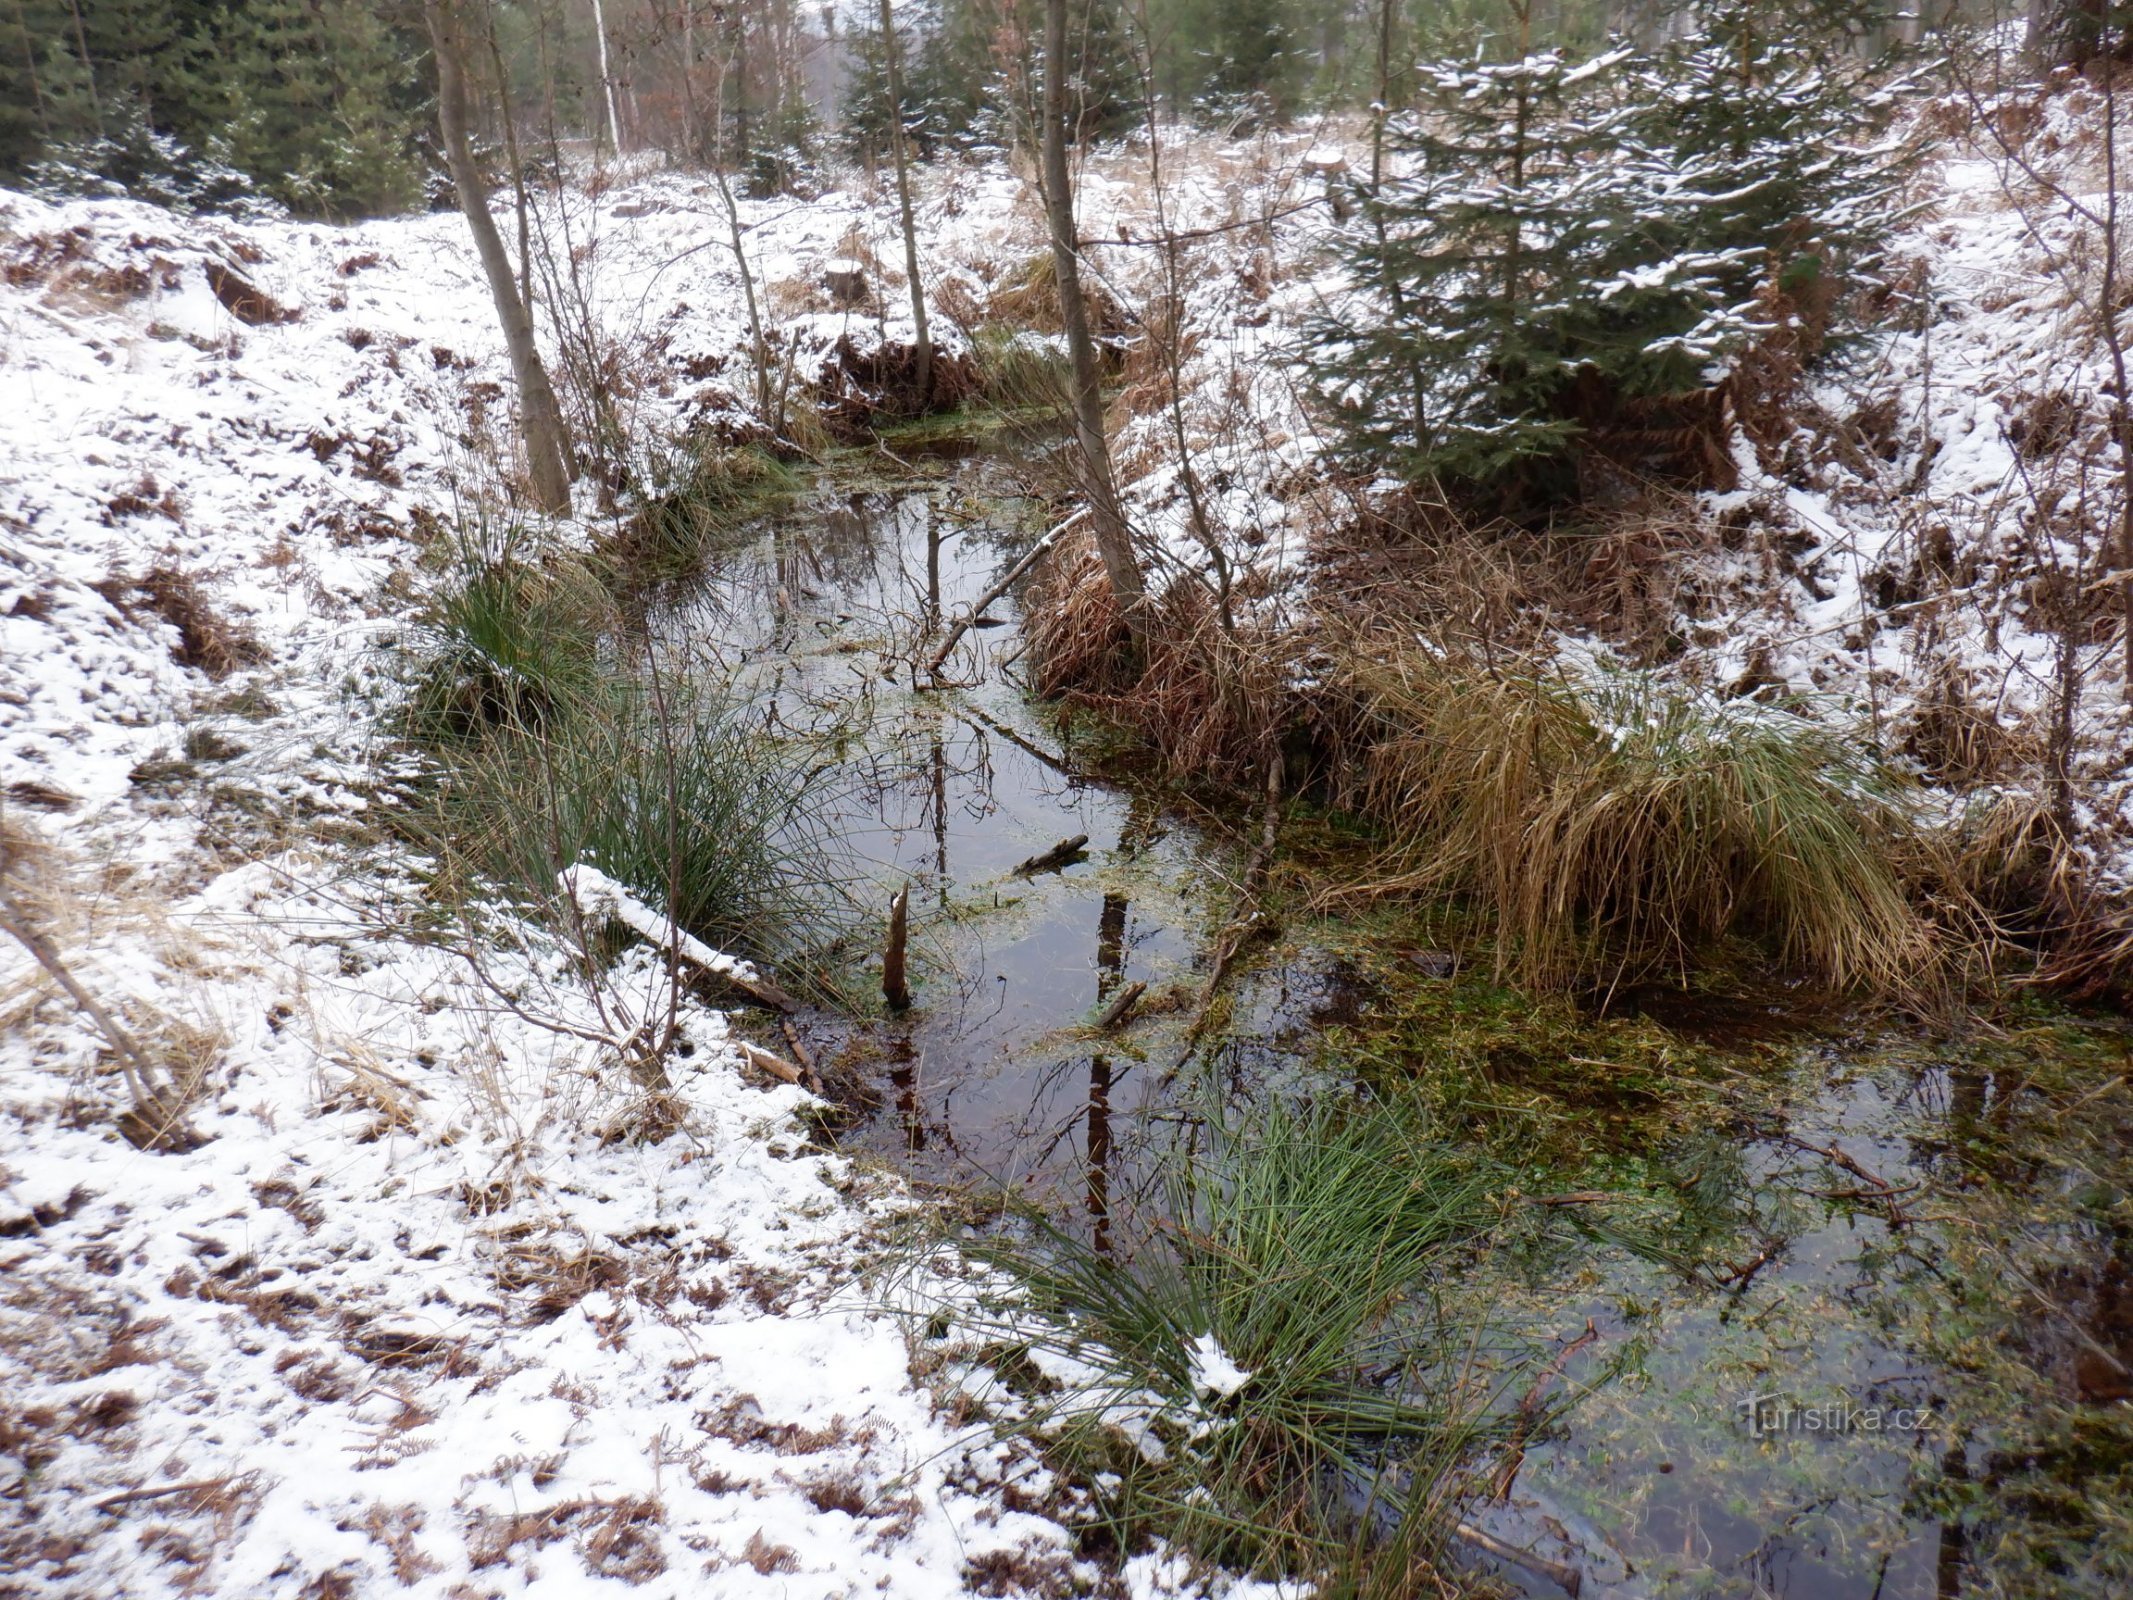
970, 324, 1073, 413
949, 1095, 1534, 1588
1341, 653, 1936, 993
426, 689, 831, 964
402, 556, 614, 744
396, 541, 835, 969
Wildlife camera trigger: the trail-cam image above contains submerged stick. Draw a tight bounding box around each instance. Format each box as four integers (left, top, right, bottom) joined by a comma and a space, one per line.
1013, 835, 1089, 876
923, 514, 1079, 679
1450, 1521, 1584, 1598
883, 885, 912, 1011
1094, 980, 1146, 1031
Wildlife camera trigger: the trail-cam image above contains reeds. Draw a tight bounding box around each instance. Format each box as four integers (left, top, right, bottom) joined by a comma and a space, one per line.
608, 445, 799, 589
395, 545, 834, 968
969, 325, 1074, 413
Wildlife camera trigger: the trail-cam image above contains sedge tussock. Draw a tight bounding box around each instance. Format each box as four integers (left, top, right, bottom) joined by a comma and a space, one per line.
933, 1095, 1533, 1588
1334, 647, 1937, 993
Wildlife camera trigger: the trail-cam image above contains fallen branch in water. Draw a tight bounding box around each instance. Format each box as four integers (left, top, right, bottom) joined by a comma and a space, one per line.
1013, 835, 1089, 876
1450, 1520, 1585, 1597
1094, 980, 1147, 1030
1783, 1134, 1912, 1229
1491, 1319, 1600, 1499
924, 513, 1081, 679
558, 865, 795, 1013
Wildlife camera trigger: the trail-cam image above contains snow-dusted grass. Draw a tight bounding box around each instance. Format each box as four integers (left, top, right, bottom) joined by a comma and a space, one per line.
1334, 652, 1936, 992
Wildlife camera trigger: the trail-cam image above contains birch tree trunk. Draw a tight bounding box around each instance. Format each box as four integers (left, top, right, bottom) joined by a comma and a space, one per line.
1041, 0, 1144, 629
590, 0, 623, 153
426, 0, 575, 515
877, 0, 933, 405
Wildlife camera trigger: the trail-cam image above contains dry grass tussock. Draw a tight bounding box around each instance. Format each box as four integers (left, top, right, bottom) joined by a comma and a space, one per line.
982, 251, 1131, 339
0, 813, 219, 1144
1323, 637, 1942, 993
91, 563, 268, 681
1020, 482, 2063, 996
1025, 538, 1295, 790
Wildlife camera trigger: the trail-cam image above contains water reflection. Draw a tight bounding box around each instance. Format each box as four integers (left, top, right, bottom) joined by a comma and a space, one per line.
653, 466, 1230, 1213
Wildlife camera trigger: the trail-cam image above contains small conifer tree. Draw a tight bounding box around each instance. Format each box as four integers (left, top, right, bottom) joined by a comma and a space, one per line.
1313, 46, 1762, 494
1311, 1, 1913, 501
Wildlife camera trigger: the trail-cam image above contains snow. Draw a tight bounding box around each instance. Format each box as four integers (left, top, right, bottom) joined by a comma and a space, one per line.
1185, 1334, 1252, 1399
5, 68, 2112, 1595
559, 864, 772, 996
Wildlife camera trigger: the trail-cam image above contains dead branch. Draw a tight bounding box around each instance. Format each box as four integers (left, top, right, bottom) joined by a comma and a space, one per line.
737, 1040, 822, 1097
1013, 836, 1090, 876
0, 893, 172, 1117
925, 518, 1077, 679
1094, 980, 1147, 1030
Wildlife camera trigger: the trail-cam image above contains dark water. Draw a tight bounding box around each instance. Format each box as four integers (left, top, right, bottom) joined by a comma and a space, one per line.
650, 448, 1243, 1234
660, 449, 2133, 1600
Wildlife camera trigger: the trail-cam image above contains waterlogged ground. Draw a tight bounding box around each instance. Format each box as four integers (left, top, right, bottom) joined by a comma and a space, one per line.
665, 446, 2133, 1600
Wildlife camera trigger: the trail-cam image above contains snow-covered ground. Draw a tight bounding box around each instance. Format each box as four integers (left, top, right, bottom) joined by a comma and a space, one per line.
1600, 83, 2133, 879
0, 139, 1328, 1598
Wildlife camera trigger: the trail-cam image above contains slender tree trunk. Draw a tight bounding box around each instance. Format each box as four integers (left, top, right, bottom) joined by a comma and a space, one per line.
709, 46, 776, 428
1129, 1, 1229, 631
481, 7, 536, 327
1041, 0, 1144, 628
877, 0, 934, 406
2099, 68, 2133, 702
590, 0, 623, 153
1371, 0, 1395, 190
426, 0, 575, 514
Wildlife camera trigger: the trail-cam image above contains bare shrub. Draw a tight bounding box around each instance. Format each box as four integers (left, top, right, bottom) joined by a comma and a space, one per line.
1025, 542, 1291, 789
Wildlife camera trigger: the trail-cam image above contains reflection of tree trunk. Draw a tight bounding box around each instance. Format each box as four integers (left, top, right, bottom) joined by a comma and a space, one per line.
930, 725, 950, 889
1935, 1436, 1967, 1598
1041, 0, 1144, 634
877, 0, 933, 405
426, 0, 574, 514
1086, 1053, 1112, 1253
924, 502, 942, 632
891, 1045, 926, 1154
1097, 892, 1128, 986
1088, 891, 1128, 1254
